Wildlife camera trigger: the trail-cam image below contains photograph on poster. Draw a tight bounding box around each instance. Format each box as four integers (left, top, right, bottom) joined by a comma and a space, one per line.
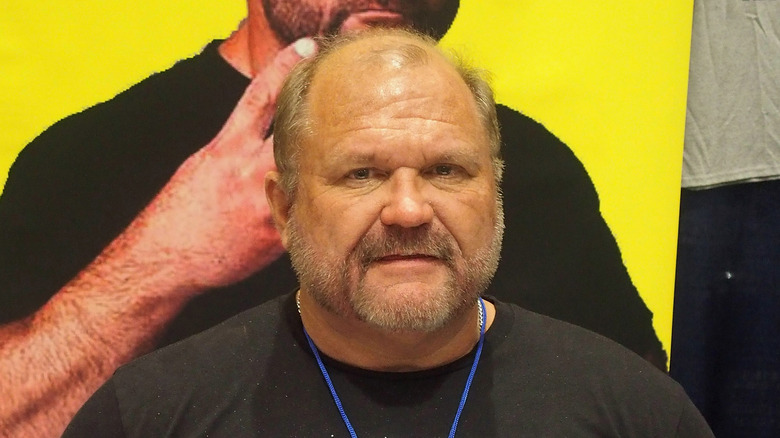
0, 1, 696, 436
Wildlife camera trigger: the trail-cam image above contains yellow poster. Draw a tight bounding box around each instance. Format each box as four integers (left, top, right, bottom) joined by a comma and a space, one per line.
0, 0, 693, 434
1, 0, 693, 347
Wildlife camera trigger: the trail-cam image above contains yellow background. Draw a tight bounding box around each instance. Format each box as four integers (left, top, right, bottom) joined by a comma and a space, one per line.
0, 0, 694, 352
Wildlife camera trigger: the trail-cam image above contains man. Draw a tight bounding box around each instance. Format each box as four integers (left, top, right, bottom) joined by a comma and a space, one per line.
0, 1, 664, 436
62, 29, 712, 437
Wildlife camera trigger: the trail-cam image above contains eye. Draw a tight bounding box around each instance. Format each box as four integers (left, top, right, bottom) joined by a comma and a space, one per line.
433, 164, 454, 176
424, 163, 471, 185
428, 164, 463, 178
349, 168, 372, 180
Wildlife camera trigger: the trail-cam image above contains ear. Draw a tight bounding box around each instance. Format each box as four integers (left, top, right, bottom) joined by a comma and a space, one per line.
265, 170, 293, 249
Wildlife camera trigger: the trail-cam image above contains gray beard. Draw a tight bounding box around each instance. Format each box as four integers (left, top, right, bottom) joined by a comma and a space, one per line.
285, 197, 504, 332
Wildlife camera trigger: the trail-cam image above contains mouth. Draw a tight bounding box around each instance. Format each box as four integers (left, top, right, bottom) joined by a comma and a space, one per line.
355, 227, 456, 271
367, 254, 446, 271
375, 254, 439, 262
338, 9, 408, 32
363, 253, 448, 277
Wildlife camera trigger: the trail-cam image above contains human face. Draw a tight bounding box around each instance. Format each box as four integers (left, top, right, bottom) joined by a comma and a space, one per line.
262, 0, 457, 43
280, 42, 503, 332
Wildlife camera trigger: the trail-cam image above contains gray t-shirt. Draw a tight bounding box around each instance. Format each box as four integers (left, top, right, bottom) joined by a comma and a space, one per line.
683, 0, 780, 189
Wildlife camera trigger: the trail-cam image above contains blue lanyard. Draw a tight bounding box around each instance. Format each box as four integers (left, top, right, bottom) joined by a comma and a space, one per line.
301, 297, 487, 438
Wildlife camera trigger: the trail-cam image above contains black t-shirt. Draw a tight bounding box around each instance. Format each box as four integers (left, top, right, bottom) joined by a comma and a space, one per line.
62, 295, 712, 437
0, 40, 661, 358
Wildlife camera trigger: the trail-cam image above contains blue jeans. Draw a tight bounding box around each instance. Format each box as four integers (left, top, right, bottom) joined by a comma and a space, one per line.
671, 179, 780, 437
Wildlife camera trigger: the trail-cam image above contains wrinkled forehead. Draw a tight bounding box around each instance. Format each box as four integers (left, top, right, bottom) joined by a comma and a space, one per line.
288, 32, 492, 174
307, 35, 479, 122
316, 34, 447, 79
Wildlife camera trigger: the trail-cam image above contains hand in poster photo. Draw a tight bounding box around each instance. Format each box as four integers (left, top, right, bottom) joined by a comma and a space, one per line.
0, 1, 665, 436
118, 39, 316, 290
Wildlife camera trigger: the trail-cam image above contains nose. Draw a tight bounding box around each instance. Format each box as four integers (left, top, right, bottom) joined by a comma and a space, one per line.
379, 171, 434, 228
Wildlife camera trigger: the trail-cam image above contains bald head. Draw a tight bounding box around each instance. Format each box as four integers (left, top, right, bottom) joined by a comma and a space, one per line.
273, 28, 502, 195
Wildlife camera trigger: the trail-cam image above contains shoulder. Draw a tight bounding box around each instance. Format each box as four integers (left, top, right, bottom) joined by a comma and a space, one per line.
117, 293, 295, 382
495, 104, 593, 188
494, 298, 670, 387
11, 40, 245, 173
1, 39, 248, 237
486, 298, 711, 436
98, 294, 304, 434
64, 292, 335, 437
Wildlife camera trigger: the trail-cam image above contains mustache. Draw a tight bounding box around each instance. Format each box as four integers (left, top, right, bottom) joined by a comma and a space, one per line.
354, 226, 456, 267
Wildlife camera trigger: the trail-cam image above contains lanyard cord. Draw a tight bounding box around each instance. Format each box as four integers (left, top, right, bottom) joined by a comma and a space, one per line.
299, 297, 487, 438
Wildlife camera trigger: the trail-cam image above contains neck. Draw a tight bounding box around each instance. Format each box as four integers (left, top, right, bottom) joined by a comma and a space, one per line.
218, 5, 286, 78
297, 291, 496, 372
